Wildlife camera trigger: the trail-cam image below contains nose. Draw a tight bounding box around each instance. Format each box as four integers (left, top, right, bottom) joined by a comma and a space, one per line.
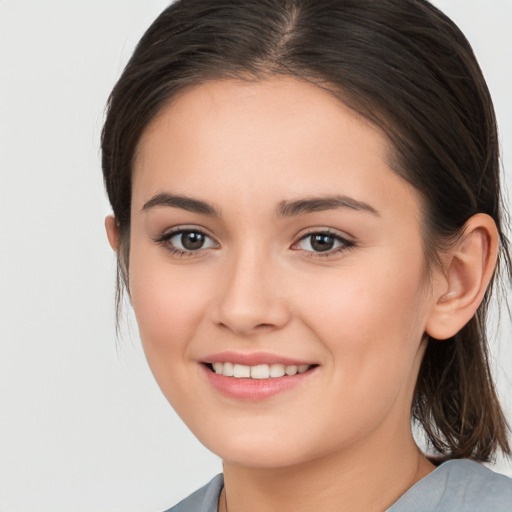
211, 247, 291, 336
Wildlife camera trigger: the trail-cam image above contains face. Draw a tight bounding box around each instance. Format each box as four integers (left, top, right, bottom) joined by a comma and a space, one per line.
127, 77, 439, 469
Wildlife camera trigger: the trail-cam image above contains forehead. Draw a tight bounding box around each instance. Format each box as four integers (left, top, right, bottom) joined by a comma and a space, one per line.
137, 77, 387, 155
132, 77, 420, 220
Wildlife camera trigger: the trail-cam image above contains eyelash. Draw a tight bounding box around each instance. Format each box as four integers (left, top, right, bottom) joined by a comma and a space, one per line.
154, 228, 218, 258
293, 230, 356, 258
154, 228, 356, 258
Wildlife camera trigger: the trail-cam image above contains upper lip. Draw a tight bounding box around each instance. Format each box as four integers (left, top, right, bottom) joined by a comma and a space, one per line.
202, 351, 316, 367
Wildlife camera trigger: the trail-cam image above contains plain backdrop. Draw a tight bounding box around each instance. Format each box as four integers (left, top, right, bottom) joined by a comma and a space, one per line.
0, 1, 511, 511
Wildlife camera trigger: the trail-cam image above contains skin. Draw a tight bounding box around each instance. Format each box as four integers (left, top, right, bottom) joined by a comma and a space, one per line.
106, 77, 498, 511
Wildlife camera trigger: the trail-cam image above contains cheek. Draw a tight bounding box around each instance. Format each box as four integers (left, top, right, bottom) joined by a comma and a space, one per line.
128, 256, 218, 424
128, 245, 210, 369
295, 263, 429, 438
299, 257, 428, 343
295, 248, 431, 394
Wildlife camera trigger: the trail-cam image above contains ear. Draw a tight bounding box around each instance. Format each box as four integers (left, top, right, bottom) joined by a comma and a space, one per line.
105, 215, 120, 252
425, 213, 499, 340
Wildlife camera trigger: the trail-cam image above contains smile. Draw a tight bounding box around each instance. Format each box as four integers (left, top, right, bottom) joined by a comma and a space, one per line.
202, 358, 318, 400
210, 362, 312, 379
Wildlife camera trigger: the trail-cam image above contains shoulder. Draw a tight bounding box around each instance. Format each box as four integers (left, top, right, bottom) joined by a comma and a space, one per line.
389, 459, 512, 512
162, 474, 224, 512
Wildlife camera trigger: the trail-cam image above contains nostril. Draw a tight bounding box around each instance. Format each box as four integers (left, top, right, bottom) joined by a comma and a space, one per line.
215, 320, 277, 335
255, 323, 274, 329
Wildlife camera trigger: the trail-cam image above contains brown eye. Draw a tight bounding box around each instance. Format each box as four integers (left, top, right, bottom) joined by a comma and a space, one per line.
310, 234, 335, 252
158, 229, 218, 253
180, 231, 206, 250
295, 231, 354, 255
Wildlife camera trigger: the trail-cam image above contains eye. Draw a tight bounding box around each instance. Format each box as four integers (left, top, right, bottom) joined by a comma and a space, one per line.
294, 231, 354, 255
155, 229, 218, 254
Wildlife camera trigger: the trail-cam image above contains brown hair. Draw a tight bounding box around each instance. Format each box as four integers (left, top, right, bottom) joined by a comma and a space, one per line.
101, 0, 511, 461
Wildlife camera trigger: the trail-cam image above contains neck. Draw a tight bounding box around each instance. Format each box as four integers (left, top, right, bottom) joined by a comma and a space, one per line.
220, 430, 434, 512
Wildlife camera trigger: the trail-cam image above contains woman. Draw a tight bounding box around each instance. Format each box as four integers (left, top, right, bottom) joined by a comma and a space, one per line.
102, 0, 512, 510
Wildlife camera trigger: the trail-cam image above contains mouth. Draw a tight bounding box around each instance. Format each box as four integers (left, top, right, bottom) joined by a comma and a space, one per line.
205, 362, 315, 379
201, 358, 319, 400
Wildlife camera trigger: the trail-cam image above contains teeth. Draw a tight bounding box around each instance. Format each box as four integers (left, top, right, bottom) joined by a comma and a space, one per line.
223, 362, 234, 377
270, 364, 285, 378
210, 362, 312, 379
285, 365, 298, 376
251, 364, 270, 379
233, 364, 251, 378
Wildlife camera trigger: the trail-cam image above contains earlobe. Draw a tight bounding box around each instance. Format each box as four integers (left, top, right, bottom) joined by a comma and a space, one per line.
105, 215, 120, 252
425, 214, 499, 340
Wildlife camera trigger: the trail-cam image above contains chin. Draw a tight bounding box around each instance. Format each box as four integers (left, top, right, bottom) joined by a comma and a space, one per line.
217, 445, 312, 469
193, 426, 327, 469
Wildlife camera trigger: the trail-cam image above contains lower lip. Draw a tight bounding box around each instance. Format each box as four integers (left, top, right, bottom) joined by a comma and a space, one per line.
201, 364, 317, 400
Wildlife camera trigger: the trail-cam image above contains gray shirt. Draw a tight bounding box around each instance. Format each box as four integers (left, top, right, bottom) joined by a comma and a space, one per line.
165, 459, 512, 511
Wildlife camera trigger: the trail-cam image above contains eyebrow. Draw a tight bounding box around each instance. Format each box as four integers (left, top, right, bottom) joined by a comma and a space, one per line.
141, 192, 379, 217
276, 195, 380, 217
141, 193, 220, 216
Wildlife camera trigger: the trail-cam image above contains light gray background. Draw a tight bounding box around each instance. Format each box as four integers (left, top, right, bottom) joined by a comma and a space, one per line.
0, 1, 510, 511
